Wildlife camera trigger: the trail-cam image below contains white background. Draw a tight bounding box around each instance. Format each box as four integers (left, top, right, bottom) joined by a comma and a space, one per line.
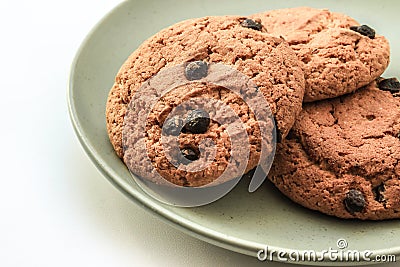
0, 0, 397, 266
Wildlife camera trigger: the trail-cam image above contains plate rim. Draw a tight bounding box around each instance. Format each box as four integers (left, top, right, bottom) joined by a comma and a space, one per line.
67, 0, 400, 265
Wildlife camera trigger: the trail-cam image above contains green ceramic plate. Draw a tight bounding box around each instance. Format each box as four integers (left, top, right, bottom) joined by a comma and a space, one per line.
68, 0, 400, 265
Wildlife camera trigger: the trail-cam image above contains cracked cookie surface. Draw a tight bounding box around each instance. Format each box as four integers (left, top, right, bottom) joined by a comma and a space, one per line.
269, 81, 400, 220
106, 16, 305, 159
251, 7, 390, 102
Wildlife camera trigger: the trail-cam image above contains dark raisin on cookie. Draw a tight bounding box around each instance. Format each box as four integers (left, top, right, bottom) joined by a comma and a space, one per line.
241, 18, 262, 31
350, 25, 375, 39
184, 61, 208, 81
163, 116, 183, 136
373, 184, 386, 203
285, 130, 297, 140
181, 147, 200, 161
344, 189, 366, 213
378, 77, 400, 94
184, 109, 210, 134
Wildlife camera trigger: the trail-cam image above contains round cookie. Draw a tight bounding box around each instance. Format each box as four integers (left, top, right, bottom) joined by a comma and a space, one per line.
250, 7, 390, 102
106, 15, 305, 160
122, 65, 274, 187
269, 80, 400, 220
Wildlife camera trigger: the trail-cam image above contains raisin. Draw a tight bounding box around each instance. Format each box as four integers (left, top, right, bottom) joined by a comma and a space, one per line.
378, 77, 400, 94
163, 116, 183, 136
344, 189, 366, 213
373, 184, 386, 203
184, 61, 208, 81
350, 25, 375, 39
184, 109, 210, 134
181, 147, 199, 161
241, 18, 262, 31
